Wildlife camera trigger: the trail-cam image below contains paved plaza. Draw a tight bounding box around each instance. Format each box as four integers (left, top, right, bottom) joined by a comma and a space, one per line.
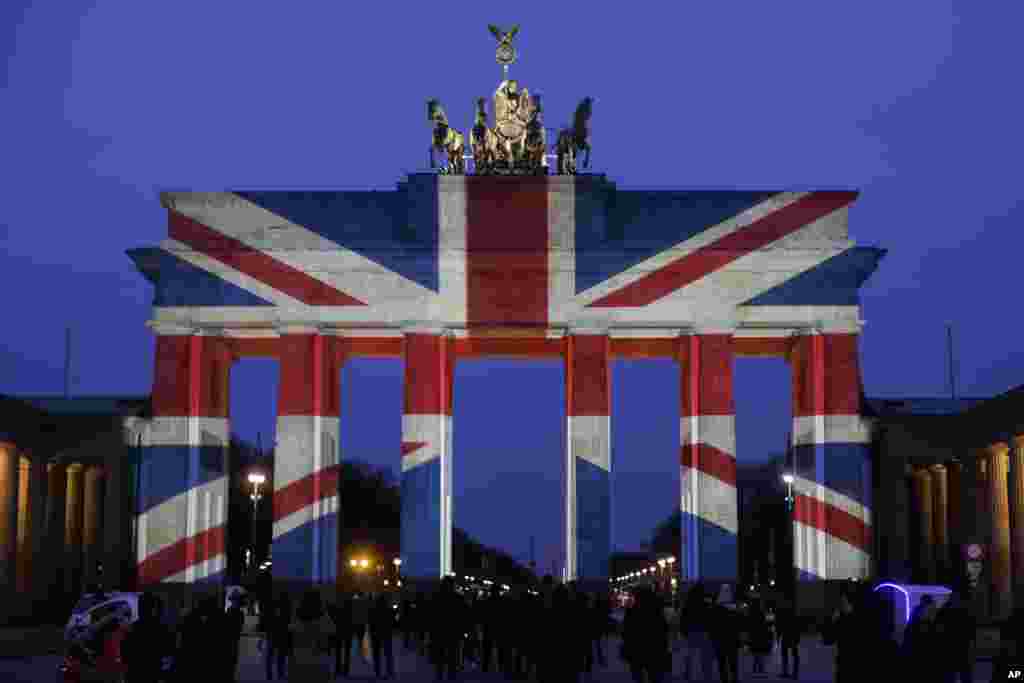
0, 631, 999, 682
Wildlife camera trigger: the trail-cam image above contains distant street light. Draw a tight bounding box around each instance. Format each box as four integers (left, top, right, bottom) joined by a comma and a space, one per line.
247, 472, 266, 571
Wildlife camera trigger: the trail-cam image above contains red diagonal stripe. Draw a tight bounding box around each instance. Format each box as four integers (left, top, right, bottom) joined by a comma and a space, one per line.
401, 441, 427, 457
137, 524, 226, 585
793, 493, 872, 553
272, 465, 341, 523
681, 443, 737, 487
169, 210, 366, 306
589, 191, 858, 307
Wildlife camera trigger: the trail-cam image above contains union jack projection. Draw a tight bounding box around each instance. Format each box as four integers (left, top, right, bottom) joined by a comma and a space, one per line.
129, 173, 884, 585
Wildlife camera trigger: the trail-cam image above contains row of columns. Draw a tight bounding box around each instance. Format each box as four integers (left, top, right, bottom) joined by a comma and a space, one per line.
0, 440, 107, 619
135, 325, 871, 597
911, 437, 1024, 617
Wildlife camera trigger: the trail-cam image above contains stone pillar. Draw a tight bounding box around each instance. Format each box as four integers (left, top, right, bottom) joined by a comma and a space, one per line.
0, 442, 18, 603
988, 443, 1012, 618
947, 460, 963, 581
912, 467, 935, 583
679, 329, 737, 582
45, 463, 67, 607
16, 457, 30, 594
82, 465, 105, 587
137, 328, 232, 600
400, 330, 454, 581
930, 464, 949, 581
1010, 437, 1024, 608
65, 463, 85, 594
788, 331, 872, 583
27, 456, 47, 612
565, 331, 611, 588
272, 328, 341, 590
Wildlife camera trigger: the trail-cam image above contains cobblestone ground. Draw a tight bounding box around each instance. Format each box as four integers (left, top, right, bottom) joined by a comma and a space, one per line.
0, 632, 998, 682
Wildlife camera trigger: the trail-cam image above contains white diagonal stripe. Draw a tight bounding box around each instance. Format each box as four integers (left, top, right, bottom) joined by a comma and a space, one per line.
791, 474, 871, 526
680, 468, 739, 535
567, 415, 611, 471
792, 414, 871, 446
401, 413, 446, 471
793, 522, 871, 580
680, 415, 735, 457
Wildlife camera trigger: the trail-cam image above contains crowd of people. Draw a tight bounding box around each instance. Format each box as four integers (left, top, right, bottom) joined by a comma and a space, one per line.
66, 574, 1024, 683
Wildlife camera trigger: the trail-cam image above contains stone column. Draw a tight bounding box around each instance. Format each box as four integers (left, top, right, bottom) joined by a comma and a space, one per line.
27, 456, 47, 612
912, 467, 935, 582
947, 460, 963, 581
679, 329, 737, 582
45, 463, 67, 608
1010, 437, 1024, 608
988, 443, 1012, 618
788, 331, 872, 583
65, 463, 85, 594
930, 464, 949, 581
138, 328, 232, 602
400, 330, 454, 582
82, 465, 105, 587
272, 329, 341, 591
565, 331, 612, 588
16, 457, 30, 594
0, 441, 18, 604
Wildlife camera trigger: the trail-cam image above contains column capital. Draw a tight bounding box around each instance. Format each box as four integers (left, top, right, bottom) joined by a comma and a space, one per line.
929, 463, 947, 473
567, 325, 610, 336
988, 442, 1011, 458
400, 323, 451, 336
275, 323, 324, 336
1012, 435, 1024, 449
146, 321, 195, 336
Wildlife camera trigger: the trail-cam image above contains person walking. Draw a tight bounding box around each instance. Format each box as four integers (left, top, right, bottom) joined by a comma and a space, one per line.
329, 592, 354, 678
369, 592, 396, 679
430, 576, 463, 682
176, 596, 221, 682
902, 594, 938, 681
263, 593, 293, 681
480, 584, 502, 673
709, 584, 741, 683
621, 586, 671, 683
289, 590, 335, 683
747, 597, 773, 675
680, 582, 716, 682
774, 597, 802, 679
223, 591, 246, 682
350, 591, 371, 669
121, 592, 174, 683
821, 590, 860, 683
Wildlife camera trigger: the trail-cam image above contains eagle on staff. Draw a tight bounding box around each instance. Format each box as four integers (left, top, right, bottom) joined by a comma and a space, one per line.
489, 24, 520, 73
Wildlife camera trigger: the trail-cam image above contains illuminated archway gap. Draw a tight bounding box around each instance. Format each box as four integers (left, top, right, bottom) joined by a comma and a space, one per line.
733, 357, 792, 591
338, 358, 403, 589
452, 359, 564, 581
611, 359, 679, 574
229, 358, 280, 585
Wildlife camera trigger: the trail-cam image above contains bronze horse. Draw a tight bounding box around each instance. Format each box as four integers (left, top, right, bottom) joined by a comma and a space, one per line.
427, 99, 465, 175
555, 97, 592, 175
522, 93, 546, 173
470, 97, 496, 173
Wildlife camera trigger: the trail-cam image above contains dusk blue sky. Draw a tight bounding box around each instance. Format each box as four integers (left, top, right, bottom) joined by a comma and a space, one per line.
3, 2, 1022, 576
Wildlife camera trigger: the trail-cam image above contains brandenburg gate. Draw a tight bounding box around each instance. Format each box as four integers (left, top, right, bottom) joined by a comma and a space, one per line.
126, 27, 884, 596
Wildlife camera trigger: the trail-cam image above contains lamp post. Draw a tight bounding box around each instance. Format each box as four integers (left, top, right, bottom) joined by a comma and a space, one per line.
247, 472, 266, 573
393, 558, 402, 590
782, 473, 796, 596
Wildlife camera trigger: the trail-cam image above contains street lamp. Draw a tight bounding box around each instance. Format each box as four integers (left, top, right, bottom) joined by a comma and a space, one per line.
782, 473, 795, 509
247, 472, 266, 571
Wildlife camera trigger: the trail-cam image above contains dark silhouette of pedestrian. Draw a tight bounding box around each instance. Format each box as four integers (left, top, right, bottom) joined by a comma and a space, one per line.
621, 586, 671, 683
289, 589, 334, 682
680, 582, 716, 681
429, 577, 463, 682
933, 590, 975, 683
223, 591, 245, 682
263, 593, 293, 681
350, 591, 370, 668
593, 590, 612, 669
990, 604, 1023, 683
370, 592, 396, 679
821, 590, 859, 683
774, 597, 802, 679
121, 592, 173, 683
479, 584, 501, 673
176, 595, 220, 682
902, 594, 938, 680
747, 596, 773, 674
328, 591, 353, 678
708, 584, 741, 683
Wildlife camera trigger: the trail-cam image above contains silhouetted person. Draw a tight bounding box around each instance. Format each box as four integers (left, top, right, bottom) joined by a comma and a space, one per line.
121, 592, 172, 683
822, 591, 859, 683
774, 597, 802, 679
350, 591, 370, 666
903, 594, 938, 680
328, 591, 353, 678
370, 592, 396, 679
223, 591, 245, 681
290, 590, 334, 682
747, 597, 773, 674
176, 595, 220, 682
933, 591, 974, 683
593, 590, 612, 668
622, 586, 670, 683
479, 584, 502, 673
430, 577, 462, 681
264, 593, 293, 681
709, 584, 741, 683
680, 582, 716, 681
